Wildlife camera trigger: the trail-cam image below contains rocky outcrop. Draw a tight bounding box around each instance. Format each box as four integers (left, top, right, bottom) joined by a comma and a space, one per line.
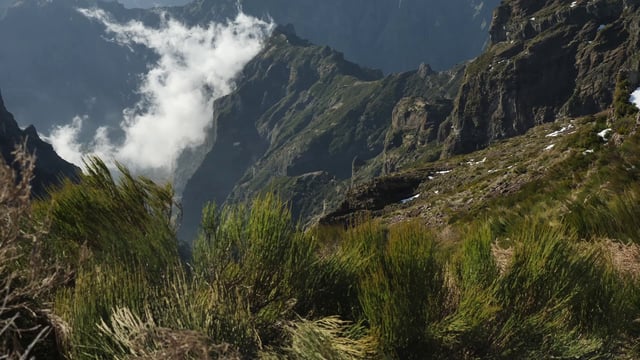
178, 27, 463, 241
442, 0, 640, 155
0, 90, 79, 196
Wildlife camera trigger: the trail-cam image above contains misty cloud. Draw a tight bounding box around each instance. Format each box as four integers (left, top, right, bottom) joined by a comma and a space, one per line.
631, 87, 640, 110
46, 8, 273, 177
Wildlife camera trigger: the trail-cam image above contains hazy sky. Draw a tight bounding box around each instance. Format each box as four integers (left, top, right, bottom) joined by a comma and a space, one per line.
117, 0, 192, 9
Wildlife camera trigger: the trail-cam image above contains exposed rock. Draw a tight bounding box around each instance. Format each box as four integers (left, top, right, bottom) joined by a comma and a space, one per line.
177, 27, 463, 242
320, 171, 425, 226
0, 90, 79, 196
443, 0, 640, 155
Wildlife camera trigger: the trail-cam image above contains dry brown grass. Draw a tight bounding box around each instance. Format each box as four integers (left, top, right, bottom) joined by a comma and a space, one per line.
491, 243, 514, 275
0, 143, 68, 359
602, 239, 640, 279
98, 307, 241, 360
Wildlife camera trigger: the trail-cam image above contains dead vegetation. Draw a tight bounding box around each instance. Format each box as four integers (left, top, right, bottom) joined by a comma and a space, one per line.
0, 143, 68, 359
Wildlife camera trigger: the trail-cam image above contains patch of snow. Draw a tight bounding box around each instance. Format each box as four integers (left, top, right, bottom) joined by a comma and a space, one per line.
400, 194, 420, 204
466, 157, 487, 166
436, 170, 452, 175
630, 87, 640, 109
570, 1, 578, 7
597, 24, 606, 31
546, 124, 574, 137
428, 176, 434, 180
583, 149, 594, 155
488, 169, 499, 174
544, 144, 555, 151
598, 128, 612, 141
434, 190, 440, 195
530, 17, 536, 21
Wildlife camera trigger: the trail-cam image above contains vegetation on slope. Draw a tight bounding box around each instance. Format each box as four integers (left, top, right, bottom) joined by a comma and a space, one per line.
2, 97, 640, 358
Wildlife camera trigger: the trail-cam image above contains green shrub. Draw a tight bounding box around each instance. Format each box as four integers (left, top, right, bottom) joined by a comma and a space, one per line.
36, 157, 179, 276
193, 193, 317, 349
613, 72, 639, 119
358, 221, 446, 358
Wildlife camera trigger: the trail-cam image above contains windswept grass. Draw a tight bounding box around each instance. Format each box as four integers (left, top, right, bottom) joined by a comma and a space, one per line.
5, 106, 640, 359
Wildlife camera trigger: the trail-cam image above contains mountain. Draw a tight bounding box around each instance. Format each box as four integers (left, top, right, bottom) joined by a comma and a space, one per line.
177, 25, 463, 241
0, 0, 496, 140
176, 0, 499, 73
441, 0, 640, 155
0, 89, 79, 196
178, 0, 640, 242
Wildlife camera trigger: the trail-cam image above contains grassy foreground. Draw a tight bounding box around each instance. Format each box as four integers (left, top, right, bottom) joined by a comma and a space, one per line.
3, 105, 640, 358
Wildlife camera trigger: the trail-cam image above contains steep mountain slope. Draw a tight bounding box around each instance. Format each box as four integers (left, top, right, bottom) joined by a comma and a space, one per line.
178, 26, 463, 241
0, 0, 495, 141
0, 90, 79, 196
441, 0, 640, 155
179, 0, 640, 242
177, 0, 499, 73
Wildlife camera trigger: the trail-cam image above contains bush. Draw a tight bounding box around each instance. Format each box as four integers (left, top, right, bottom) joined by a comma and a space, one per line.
193, 193, 317, 352
36, 157, 179, 277
357, 221, 447, 358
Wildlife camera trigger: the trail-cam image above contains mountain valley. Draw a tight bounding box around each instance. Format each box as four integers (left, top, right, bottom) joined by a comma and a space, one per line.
2, 0, 640, 358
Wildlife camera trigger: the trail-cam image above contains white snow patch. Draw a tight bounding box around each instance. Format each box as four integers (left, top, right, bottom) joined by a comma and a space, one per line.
544, 144, 555, 151
467, 157, 487, 166
570, 1, 578, 7
401, 194, 420, 204
488, 169, 499, 174
583, 149, 594, 155
598, 128, 612, 141
546, 124, 574, 137
428, 176, 434, 180
630, 87, 640, 109
436, 170, 452, 175
434, 190, 440, 195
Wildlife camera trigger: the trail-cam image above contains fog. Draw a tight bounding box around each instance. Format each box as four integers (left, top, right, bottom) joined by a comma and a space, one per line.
45, 7, 273, 178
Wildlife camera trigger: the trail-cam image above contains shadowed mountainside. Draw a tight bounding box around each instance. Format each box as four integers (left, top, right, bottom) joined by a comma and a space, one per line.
0, 90, 79, 196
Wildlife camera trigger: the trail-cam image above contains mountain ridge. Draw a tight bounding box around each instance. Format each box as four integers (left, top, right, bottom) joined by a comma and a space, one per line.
177, 0, 640, 242
0, 89, 79, 196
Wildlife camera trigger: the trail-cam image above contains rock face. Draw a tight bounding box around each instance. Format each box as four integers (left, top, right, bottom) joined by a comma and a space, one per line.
0, 90, 79, 196
442, 0, 640, 155
178, 27, 462, 242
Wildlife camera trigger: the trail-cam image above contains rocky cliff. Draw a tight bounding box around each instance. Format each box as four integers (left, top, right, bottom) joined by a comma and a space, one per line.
178, 26, 463, 242
179, 0, 640, 241
442, 0, 640, 155
0, 90, 79, 196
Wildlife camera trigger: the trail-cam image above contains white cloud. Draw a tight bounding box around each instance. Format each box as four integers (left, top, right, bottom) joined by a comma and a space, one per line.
46, 8, 273, 178
631, 87, 640, 110
44, 116, 85, 166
